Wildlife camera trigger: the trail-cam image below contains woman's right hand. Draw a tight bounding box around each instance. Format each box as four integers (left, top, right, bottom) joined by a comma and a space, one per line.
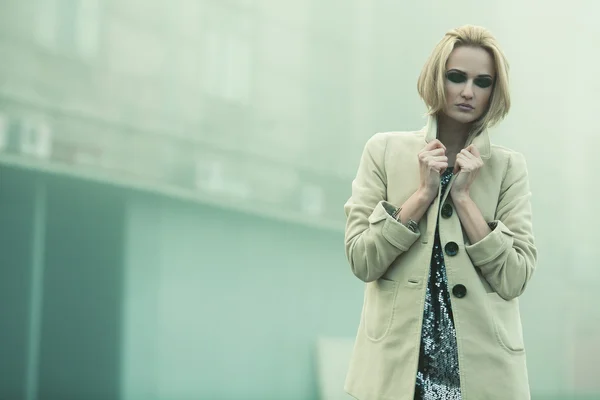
418, 139, 448, 201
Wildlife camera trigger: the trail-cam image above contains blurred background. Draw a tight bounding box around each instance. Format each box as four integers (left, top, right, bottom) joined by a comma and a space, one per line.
0, 0, 599, 399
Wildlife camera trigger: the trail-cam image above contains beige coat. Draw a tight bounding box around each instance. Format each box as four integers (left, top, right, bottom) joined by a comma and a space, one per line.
343, 116, 537, 400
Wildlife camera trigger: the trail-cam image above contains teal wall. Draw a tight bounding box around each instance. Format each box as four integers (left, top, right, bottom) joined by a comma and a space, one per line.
0, 167, 35, 400
121, 191, 362, 400
0, 165, 365, 400
0, 166, 126, 400
38, 173, 125, 400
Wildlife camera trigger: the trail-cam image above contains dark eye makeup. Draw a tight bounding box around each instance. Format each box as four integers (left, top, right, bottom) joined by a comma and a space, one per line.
446, 70, 493, 89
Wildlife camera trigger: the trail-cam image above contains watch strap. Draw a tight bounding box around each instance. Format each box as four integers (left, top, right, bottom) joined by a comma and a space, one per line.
392, 206, 419, 233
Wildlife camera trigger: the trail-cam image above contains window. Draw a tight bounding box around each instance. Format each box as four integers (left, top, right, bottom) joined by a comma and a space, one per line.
35, 0, 101, 59
203, 32, 252, 103
201, 5, 254, 104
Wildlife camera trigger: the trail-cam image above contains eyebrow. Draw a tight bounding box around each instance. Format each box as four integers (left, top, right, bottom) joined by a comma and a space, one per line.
447, 69, 493, 79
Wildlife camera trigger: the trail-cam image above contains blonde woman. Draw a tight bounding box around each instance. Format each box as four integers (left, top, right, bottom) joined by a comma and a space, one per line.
343, 25, 537, 400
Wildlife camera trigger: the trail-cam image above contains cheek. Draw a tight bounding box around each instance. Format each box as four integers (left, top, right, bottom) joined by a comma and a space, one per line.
479, 89, 493, 105
474, 90, 493, 118
445, 84, 460, 102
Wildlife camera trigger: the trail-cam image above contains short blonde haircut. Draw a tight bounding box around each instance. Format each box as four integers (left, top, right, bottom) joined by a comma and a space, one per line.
417, 25, 511, 131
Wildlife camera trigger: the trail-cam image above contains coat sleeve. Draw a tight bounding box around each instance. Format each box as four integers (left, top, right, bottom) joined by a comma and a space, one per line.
344, 133, 422, 282
465, 151, 538, 300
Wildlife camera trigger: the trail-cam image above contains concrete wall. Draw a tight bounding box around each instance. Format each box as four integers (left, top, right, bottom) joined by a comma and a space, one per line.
0, 166, 126, 400
120, 183, 361, 400
0, 165, 363, 400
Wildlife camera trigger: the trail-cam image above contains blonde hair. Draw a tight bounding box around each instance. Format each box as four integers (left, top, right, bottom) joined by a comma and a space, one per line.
417, 25, 510, 131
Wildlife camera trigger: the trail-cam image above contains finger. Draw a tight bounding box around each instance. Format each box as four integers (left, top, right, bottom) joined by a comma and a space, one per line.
456, 154, 473, 171
453, 164, 460, 174
419, 148, 445, 161
427, 160, 445, 172
467, 145, 481, 157
426, 139, 446, 151
427, 148, 446, 157
427, 155, 448, 163
457, 153, 474, 165
456, 153, 470, 164
431, 139, 446, 149
452, 158, 462, 174
460, 149, 476, 159
458, 152, 483, 170
435, 162, 448, 174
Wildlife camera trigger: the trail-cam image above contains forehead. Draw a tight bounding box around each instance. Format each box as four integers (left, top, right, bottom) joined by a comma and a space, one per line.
446, 46, 495, 76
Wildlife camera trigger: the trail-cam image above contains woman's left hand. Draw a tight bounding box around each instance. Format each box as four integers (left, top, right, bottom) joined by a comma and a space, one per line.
450, 145, 484, 199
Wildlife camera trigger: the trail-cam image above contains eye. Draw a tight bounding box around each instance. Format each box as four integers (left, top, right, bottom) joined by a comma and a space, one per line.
474, 77, 494, 88
446, 71, 466, 84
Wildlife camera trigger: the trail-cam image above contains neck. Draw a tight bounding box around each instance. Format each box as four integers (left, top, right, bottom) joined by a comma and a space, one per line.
436, 113, 472, 151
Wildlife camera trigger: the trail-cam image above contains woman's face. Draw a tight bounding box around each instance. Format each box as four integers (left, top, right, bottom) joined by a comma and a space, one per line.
443, 46, 495, 125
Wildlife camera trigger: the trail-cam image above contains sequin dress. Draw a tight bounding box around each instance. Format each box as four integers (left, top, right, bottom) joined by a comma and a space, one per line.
414, 169, 462, 399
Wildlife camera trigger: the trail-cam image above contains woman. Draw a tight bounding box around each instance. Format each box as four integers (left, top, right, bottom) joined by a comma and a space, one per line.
343, 25, 537, 400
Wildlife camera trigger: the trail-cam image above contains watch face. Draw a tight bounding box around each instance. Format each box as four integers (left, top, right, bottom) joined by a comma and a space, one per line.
407, 220, 418, 233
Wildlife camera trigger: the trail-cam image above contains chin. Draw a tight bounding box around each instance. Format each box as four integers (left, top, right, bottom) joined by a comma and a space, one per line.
444, 110, 479, 125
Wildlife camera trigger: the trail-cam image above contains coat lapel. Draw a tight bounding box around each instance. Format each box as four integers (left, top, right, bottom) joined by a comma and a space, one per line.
422, 115, 492, 241
423, 115, 491, 159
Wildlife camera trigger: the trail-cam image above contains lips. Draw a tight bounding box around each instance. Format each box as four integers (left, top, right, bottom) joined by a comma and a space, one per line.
457, 103, 474, 110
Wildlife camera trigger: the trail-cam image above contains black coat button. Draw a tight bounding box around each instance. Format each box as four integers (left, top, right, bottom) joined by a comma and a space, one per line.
452, 284, 467, 298
444, 242, 459, 256
441, 204, 453, 218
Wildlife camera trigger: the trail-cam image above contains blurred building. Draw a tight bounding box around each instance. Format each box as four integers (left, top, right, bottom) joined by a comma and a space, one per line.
0, 1, 386, 399
0, 0, 399, 231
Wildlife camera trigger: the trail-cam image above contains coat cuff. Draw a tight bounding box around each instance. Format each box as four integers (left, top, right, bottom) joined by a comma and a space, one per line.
368, 201, 421, 251
465, 220, 514, 267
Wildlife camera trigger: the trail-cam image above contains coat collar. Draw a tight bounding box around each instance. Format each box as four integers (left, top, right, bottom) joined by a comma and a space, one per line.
423, 115, 491, 159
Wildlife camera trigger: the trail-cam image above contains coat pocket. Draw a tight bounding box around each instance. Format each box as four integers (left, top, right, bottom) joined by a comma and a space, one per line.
364, 278, 397, 341
486, 292, 525, 354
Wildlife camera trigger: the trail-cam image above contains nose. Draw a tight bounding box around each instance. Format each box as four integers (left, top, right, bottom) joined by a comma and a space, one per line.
461, 81, 474, 99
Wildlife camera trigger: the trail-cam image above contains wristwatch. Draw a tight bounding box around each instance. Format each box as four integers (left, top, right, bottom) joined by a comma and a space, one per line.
392, 206, 419, 233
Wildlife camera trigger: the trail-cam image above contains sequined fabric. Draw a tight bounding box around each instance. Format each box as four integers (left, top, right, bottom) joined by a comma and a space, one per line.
414, 169, 462, 400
